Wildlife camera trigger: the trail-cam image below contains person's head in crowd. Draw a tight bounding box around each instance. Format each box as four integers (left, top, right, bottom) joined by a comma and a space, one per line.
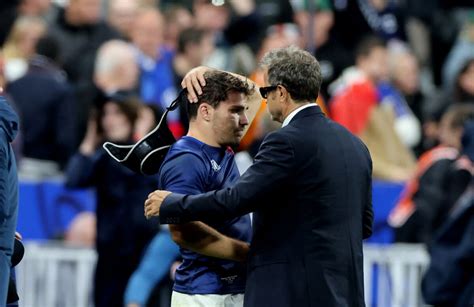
293, 0, 334, 50
94, 39, 139, 93
18, 0, 51, 17
187, 70, 252, 147
34, 35, 61, 64
64, 211, 96, 248
355, 35, 388, 83
134, 103, 163, 140
389, 47, 420, 96
259, 46, 322, 123
163, 4, 194, 50
97, 94, 141, 143
107, 0, 139, 40
65, 0, 101, 26
2, 15, 46, 60
453, 58, 474, 104
438, 104, 474, 150
257, 23, 302, 61
131, 7, 164, 59
2, 15, 46, 82
177, 28, 214, 67
193, 0, 230, 33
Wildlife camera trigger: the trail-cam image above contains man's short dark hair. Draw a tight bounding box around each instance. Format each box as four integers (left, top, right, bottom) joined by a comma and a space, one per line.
355, 36, 386, 60
178, 28, 205, 54
259, 45, 322, 102
187, 71, 252, 119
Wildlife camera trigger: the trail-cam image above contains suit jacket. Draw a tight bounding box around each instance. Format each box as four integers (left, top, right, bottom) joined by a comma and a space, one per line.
160, 105, 373, 307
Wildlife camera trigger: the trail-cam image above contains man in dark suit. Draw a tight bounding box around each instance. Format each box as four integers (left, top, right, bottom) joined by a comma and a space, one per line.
145, 46, 374, 307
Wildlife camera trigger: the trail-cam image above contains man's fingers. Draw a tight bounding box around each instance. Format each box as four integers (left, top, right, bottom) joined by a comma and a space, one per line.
191, 75, 203, 95
185, 78, 197, 102
197, 71, 206, 87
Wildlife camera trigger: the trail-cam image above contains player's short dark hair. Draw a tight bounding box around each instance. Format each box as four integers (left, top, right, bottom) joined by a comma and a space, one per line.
187, 71, 252, 119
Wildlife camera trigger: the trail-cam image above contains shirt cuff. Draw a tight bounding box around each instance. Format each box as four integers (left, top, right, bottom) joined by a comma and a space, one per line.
159, 192, 185, 224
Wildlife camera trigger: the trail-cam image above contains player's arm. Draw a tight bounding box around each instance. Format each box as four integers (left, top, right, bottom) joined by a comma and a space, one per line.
159, 154, 249, 262
169, 222, 249, 262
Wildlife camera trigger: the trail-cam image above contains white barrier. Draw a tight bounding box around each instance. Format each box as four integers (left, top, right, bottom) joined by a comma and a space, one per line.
15, 242, 429, 307
364, 244, 430, 307
15, 242, 97, 307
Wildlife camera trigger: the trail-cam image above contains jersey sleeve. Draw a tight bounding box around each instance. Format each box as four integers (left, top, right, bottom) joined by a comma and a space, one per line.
159, 153, 208, 195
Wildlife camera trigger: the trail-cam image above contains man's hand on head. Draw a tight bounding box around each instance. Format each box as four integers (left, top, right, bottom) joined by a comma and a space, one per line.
144, 190, 172, 219
181, 66, 214, 103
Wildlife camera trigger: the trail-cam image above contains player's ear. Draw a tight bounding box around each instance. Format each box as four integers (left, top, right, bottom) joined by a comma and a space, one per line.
198, 103, 213, 122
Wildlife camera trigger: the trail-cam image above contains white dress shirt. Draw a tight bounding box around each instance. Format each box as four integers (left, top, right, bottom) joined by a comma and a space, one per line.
282, 103, 318, 127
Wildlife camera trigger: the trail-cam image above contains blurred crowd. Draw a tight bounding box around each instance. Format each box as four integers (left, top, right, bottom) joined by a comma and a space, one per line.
1, 0, 474, 306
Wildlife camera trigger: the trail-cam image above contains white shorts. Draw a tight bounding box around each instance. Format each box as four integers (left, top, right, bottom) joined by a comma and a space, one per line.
171, 291, 244, 307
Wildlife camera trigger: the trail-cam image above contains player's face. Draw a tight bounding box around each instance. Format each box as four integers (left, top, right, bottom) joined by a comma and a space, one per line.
212, 91, 249, 147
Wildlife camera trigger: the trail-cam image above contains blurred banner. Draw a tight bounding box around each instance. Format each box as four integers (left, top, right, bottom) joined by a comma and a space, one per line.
17, 180, 95, 240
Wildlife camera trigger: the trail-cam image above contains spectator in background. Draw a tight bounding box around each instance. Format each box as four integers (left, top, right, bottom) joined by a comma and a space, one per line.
47, 0, 119, 148
330, 36, 416, 181
422, 120, 474, 307
7, 35, 77, 179
131, 7, 183, 137
65, 94, 158, 307
94, 39, 139, 97
293, 0, 352, 100
389, 104, 474, 244
106, 0, 139, 41
377, 46, 422, 154
441, 10, 474, 94
18, 0, 51, 17
387, 46, 428, 155
84, 39, 139, 145
2, 16, 46, 83
254, 0, 294, 30
194, 0, 259, 75
47, 0, 118, 85
64, 211, 96, 248
453, 58, 474, 104
162, 4, 194, 50
133, 104, 164, 141
331, 0, 406, 50
388, 47, 424, 127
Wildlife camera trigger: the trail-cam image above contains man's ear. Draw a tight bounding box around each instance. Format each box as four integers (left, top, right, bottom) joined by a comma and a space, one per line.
198, 103, 213, 122
278, 85, 290, 103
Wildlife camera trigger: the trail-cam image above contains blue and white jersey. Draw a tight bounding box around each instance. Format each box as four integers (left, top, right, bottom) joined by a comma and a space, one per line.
158, 136, 252, 294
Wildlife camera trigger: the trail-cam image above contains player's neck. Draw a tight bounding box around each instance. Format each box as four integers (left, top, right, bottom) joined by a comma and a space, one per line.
187, 124, 220, 148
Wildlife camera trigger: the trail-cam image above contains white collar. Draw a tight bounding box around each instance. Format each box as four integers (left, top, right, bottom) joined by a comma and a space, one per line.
282, 103, 317, 127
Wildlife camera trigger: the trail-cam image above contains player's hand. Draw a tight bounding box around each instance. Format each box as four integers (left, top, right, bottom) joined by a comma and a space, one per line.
144, 190, 172, 219
181, 66, 213, 103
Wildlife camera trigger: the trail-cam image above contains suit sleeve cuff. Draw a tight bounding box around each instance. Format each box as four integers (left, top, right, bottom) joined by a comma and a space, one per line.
159, 193, 185, 224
